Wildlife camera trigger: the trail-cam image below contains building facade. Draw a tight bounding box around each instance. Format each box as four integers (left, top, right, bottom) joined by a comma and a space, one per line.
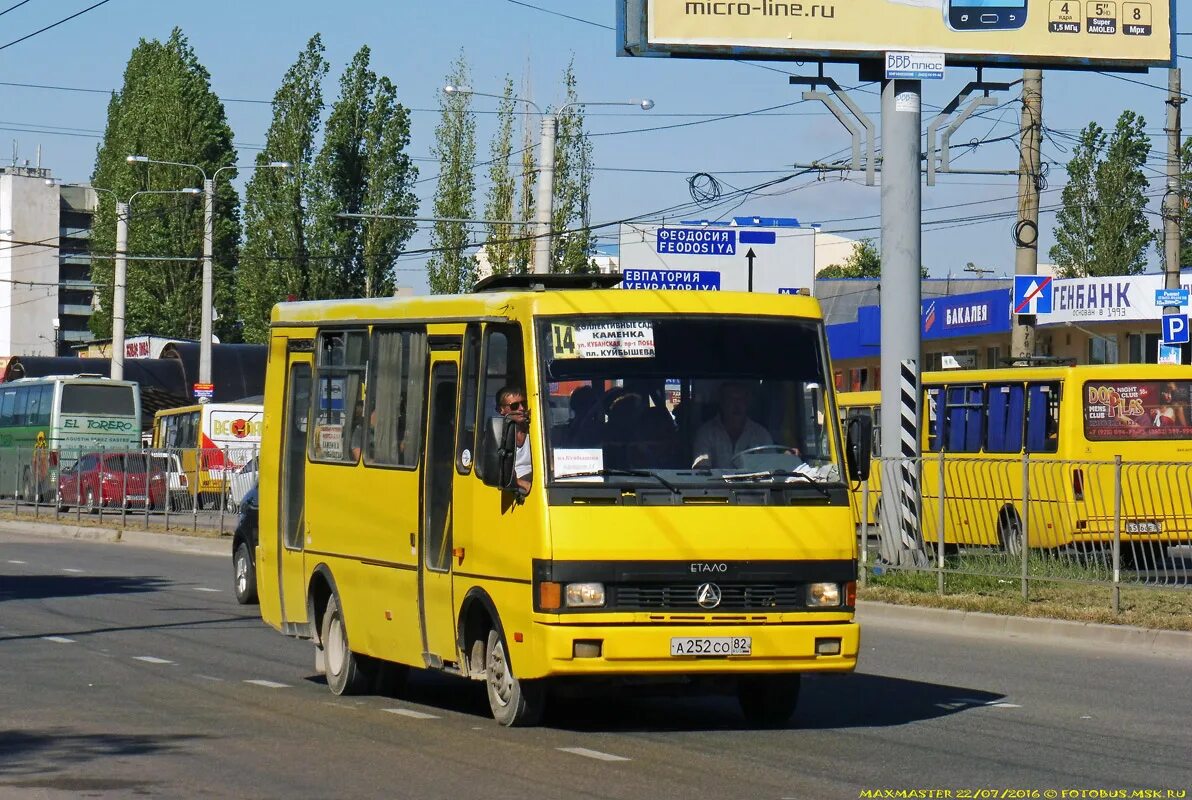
0, 165, 60, 356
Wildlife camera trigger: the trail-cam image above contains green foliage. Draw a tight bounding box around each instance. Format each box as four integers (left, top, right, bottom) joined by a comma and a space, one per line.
425, 52, 477, 294
236, 35, 329, 343
1180, 136, 1192, 269
482, 77, 518, 276
1050, 112, 1155, 278
90, 28, 239, 341
817, 239, 882, 278
550, 60, 596, 274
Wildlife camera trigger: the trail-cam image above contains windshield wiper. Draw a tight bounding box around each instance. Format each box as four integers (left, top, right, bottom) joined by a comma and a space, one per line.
556, 468, 681, 494
721, 469, 833, 498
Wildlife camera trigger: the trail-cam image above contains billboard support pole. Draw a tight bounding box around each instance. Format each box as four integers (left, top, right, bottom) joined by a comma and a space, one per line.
879, 78, 927, 569
1163, 68, 1184, 364
1011, 69, 1043, 363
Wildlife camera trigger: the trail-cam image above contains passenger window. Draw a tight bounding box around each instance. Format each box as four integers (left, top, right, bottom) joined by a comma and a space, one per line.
926, 388, 944, 451
366, 328, 428, 468
475, 323, 524, 482
0, 389, 15, 426
12, 388, 28, 427
943, 384, 984, 453
456, 324, 482, 474
311, 330, 368, 463
1026, 382, 1061, 453
985, 384, 1025, 453
38, 386, 53, 426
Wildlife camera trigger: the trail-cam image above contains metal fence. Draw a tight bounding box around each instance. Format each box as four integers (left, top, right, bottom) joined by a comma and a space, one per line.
0, 445, 259, 535
858, 455, 1192, 608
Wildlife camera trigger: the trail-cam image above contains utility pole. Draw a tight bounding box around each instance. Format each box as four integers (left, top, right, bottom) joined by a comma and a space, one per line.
878, 77, 927, 569
112, 202, 129, 381
1011, 69, 1043, 363
1163, 67, 1184, 362
532, 115, 557, 276
199, 178, 215, 399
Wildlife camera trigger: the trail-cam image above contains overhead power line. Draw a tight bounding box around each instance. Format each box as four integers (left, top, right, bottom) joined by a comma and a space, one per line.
0, 0, 117, 51
0, 0, 35, 18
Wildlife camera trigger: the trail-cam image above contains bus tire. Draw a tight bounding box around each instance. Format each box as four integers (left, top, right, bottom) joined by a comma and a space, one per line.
321, 593, 368, 696
484, 628, 544, 727
233, 542, 257, 605
997, 508, 1024, 557
737, 673, 801, 728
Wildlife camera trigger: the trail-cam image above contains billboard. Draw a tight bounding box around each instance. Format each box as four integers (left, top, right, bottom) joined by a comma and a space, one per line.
619, 0, 1174, 69
1039, 274, 1192, 325
618, 221, 816, 294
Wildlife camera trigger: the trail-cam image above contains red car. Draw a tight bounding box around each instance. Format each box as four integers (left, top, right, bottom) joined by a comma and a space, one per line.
57, 452, 167, 512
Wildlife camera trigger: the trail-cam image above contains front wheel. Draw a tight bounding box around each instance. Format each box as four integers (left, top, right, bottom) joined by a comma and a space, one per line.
737, 674, 801, 728
484, 628, 544, 727
321, 593, 369, 696
233, 542, 257, 605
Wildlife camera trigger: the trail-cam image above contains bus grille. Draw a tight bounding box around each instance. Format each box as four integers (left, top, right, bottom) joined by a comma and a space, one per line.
611, 583, 805, 611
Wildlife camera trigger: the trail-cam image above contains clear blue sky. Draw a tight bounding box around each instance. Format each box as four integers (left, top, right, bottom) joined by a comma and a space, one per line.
0, 0, 1186, 293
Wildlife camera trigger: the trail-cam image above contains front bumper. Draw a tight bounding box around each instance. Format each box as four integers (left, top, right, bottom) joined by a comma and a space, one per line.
527, 620, 859, 678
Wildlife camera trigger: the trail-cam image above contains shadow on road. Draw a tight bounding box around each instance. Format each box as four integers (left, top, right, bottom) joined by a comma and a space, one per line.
0, 573, 173, 602
0, 727, 201, 781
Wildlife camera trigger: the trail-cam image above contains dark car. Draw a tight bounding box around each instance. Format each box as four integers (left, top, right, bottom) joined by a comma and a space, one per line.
232, 482, 259, 604
57, 452, 167, 512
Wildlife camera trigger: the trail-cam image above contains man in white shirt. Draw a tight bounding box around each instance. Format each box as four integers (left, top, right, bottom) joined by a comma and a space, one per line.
692, 382, 773, 468
497, 386, 532, 492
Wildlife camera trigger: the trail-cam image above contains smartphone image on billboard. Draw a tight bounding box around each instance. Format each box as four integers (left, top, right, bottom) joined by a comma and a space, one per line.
945, 0, 1027, 30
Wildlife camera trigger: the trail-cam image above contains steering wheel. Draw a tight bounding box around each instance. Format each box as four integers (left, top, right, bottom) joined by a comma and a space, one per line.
729, 444, 802, 468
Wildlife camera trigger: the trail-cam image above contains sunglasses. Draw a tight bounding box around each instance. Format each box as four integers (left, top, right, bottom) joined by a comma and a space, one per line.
503, 400, 526, 410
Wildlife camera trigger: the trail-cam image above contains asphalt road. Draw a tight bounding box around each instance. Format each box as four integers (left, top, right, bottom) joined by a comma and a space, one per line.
2, 529, 1190, 800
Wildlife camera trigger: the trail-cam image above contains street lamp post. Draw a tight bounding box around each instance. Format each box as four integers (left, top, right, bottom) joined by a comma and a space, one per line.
112, 188, 202, 380
126, 157, 289, 397
444, 86, 653, 275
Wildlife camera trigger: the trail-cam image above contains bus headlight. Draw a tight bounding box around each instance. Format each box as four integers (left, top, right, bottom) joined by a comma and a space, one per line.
565, 582, 606, 608
806, 582, 841, 607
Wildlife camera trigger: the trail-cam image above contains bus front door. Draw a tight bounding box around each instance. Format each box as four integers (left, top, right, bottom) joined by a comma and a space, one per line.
420, 357, 459, 663
279, 352, 313, 625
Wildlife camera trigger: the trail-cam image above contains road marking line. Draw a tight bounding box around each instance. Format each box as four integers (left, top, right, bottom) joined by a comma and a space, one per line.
133, 656, 174, 664
244, 679, 290, 689
42, 636, 75, 644
988, 702, 1022, 708
7, 559, 26, 564
557, 747, 630, 762
62, 568, 84, 573
195, 675, 224, 682
194, 587, 221, 593
383, 708, 440, 720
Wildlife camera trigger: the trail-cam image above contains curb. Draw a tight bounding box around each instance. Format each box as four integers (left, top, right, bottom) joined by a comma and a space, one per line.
857, 600, 1192, 655
0, 517, 228, 557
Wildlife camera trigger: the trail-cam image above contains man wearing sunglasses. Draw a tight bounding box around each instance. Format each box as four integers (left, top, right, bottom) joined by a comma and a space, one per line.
497, 385, 532, 492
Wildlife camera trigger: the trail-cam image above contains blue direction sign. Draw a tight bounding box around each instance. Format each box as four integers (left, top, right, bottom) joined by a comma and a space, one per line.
1013, 275, 1053, 315
1162, 314, 1189, 345
620, 268, 720, 291
1155, 288, 1189, 307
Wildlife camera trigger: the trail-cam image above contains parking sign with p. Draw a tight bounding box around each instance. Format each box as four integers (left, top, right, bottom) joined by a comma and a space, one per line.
1162, 313, 1189, 345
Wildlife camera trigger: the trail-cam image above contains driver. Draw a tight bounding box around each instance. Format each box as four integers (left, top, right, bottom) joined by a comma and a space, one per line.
692, 381, 773, 468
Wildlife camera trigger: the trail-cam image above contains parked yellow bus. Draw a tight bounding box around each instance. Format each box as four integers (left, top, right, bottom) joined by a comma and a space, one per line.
256, 274, 871, 727
839, 364, 1192, 553
152, 401, 263, 509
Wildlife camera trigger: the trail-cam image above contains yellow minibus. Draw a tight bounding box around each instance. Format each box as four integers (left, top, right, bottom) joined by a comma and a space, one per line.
256, 274, 870, 726
152, 401, 263, 509
839, 364, 1192, 553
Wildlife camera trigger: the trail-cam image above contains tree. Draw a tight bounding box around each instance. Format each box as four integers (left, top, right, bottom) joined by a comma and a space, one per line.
236, 35, 329, 343
425, 52, 477, 294
1178, 136, 1192, 269
481, 77, 517, 276
817, 239, 881, 278
90, 28, 239, 341
550, 60, 596, 273
1051, 111, 1154, 277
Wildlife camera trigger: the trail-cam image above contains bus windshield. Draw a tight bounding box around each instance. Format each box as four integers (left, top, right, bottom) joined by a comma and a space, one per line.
537, 315, 839, 487
61, 384, 136, 416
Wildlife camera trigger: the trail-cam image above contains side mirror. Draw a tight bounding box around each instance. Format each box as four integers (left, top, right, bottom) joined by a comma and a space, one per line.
479, 416, 519, 492
846, 415, 874, 482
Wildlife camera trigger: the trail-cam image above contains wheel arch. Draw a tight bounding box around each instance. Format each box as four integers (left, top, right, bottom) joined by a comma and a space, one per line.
307, 562, 338, 645
457, 586, 505, 676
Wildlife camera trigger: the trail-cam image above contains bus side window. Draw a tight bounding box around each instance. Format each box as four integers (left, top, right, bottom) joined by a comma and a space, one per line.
367, 328, 428, 468
456, 323, 482, 474
1026, 382, 1061, 453
925, 389, 942, 451
944, 384, 984, 453
12, 387, 28, 427
311, 329, 368, 463
36, 386, 52, 426
985, 384, 1025, 453
0, 389, 15, 426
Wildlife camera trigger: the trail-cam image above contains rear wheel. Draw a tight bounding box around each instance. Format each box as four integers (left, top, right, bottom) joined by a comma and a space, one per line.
997, 508, 1024, 557
737, 674, 802, 728
321, 593, 369, 696
485, 628, 544, 727
233, 542, 257, 604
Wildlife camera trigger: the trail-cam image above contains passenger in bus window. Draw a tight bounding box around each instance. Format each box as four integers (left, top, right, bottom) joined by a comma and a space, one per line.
692, 381, 773, 468
497, 385, 532, 491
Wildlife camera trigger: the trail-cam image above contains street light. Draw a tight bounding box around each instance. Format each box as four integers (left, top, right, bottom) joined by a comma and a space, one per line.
443, 86, 653, 275
110, 187, 202, 380
126, 156, 290, 398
